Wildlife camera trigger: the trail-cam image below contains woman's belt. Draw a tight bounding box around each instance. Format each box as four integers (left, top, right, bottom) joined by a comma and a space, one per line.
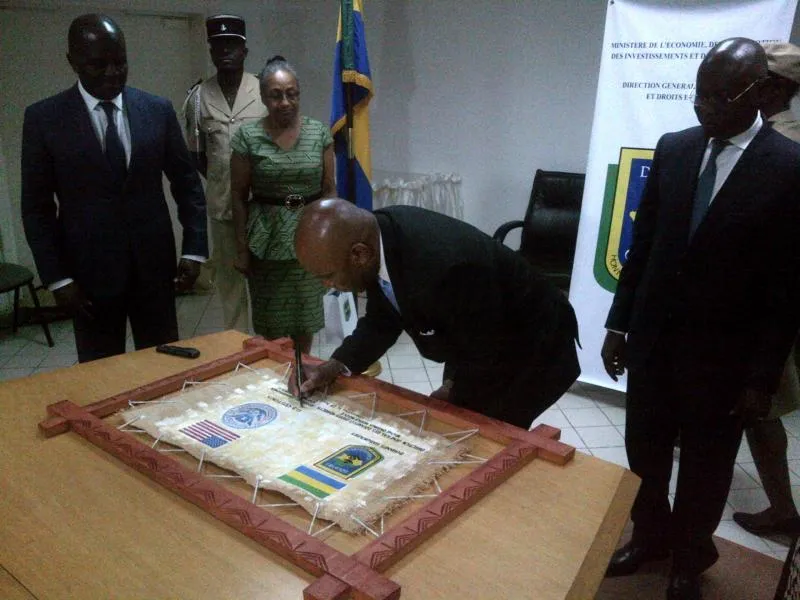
251, 193, 323, 209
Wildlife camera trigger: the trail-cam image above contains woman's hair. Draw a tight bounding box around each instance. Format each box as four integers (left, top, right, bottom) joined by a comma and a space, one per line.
259, 55, 298, 85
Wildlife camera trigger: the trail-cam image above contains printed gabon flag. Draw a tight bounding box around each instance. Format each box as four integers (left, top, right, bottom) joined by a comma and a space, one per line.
330, 0, 373, 210
279, 465, 346, 499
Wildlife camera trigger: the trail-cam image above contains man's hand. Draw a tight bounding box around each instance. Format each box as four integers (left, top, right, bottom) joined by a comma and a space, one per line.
289, 359, 348, 396
53, 282, 93, 320
234, 249, 252, 278
730, 387, 772, 426
601, 331, 627, 381
430, 378, 454, 401
175, 258, 201, 294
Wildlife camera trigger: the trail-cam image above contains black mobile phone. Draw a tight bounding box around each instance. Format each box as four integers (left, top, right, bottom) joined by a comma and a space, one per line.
155, 344, 200, 359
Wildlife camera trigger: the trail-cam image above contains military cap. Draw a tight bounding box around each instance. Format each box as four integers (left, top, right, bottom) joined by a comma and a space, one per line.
763, 42, 800, 85
206, 14, 246, 41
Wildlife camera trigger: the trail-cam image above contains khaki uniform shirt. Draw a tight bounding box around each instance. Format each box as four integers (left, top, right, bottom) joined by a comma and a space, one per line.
183, 72, 266, 221
770, 109, 800, 144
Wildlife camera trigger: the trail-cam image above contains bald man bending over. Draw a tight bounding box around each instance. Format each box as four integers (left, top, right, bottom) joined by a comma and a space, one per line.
293, 199, 580, 429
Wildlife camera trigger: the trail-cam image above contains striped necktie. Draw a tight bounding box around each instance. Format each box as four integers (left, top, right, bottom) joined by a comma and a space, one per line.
378, 277, 400, 313
689, 138, 729, 239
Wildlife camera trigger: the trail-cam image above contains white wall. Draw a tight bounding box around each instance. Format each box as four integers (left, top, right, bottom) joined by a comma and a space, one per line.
374, 0, 609, 234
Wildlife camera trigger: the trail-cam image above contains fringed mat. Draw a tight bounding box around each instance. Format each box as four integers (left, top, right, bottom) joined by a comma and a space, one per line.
120, 367, 467, 533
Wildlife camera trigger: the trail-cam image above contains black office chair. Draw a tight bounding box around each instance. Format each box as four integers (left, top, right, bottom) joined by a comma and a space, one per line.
0, 262, 54, 346
493, 169, 585, 293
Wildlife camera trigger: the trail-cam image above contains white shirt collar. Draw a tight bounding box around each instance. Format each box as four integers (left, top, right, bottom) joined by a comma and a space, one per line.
77, 80, 124, 112
714, 111, 763, 151
378, 232, 391, 283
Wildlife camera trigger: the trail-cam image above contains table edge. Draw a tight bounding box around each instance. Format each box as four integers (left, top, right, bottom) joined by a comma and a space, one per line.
566, 467, 640, 599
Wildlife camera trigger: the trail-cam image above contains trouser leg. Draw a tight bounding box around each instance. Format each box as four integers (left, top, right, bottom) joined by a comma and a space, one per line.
671, 412, 742, 572
625, 364, 678, 548
210, 219, 250, 332
506, 327, 580, 428
451, 316, 580, 429
746, 418, 798, 517
667, 330, 746, 573
746, 355, 800, 518
128, 274, 178, 351
73, 295, 127, 363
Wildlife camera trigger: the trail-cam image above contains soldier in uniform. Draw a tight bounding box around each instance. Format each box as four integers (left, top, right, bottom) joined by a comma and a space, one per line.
183, 14, 266, 331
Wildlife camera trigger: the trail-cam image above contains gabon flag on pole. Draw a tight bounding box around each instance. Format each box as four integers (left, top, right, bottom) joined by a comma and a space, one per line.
330, 0, 373, 210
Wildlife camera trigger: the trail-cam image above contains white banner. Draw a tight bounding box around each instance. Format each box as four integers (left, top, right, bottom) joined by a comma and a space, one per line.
570, 0, 798, 390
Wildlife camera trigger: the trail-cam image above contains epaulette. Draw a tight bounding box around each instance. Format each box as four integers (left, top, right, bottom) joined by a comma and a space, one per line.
185, 78, 203, 97
181, 79, 205, 151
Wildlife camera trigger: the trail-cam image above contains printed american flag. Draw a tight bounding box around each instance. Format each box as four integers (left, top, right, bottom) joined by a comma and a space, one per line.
179, 420, 240, 448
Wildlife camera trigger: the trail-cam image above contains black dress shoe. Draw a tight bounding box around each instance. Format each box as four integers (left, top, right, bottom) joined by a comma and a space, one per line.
605, 540, 670, 577
733, 511, 800, 537
667, 571, 701, 600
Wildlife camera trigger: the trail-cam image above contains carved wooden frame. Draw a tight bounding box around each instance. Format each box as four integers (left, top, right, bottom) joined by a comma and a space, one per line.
39, 337, 575, 600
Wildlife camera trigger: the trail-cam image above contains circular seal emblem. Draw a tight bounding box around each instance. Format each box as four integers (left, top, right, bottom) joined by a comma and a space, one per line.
222, 403, 277, 429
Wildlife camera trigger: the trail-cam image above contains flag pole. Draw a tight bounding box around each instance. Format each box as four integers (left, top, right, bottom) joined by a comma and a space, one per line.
345, 81, 356, 204
342, 0, 356, 204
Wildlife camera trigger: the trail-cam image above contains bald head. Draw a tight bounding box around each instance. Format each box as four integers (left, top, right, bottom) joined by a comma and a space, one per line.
67, 14, 127, 101
701, 38, 767, 84
295, 199, 380, 293
68, 14, 125, 56
694, 37, 766, 138
296, 198, 375, 251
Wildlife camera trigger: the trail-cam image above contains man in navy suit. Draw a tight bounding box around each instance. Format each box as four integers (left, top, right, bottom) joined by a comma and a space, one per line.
21, 14, 208, 362
601, 38, 800, 600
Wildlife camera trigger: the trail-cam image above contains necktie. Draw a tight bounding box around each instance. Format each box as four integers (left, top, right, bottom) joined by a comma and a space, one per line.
378, 277, 400, 313
689, 138, 728, 239
100, 101, 128, 185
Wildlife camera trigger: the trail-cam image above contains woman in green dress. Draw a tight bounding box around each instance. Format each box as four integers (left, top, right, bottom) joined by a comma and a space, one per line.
230, 56, 335, 353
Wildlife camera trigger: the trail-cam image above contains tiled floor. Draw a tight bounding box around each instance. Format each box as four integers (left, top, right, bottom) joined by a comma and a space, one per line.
1, 290, 795, 563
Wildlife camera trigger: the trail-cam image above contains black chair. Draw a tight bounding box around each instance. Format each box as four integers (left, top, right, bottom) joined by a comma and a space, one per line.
0, 262, 54, 347
493, 169, 585, 293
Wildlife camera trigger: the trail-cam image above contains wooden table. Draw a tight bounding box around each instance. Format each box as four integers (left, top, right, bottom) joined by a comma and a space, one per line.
0, 331, 638, 600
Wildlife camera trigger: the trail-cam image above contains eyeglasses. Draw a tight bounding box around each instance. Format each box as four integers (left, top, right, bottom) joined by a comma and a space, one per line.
692, 78, 764, 110
266, 90, 300, 102
80, 58, 127, 76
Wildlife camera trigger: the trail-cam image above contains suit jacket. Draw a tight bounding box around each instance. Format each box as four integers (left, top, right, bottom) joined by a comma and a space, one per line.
21, 85, 207, 299
333, 206, 578, 389
606, 123, 800, 395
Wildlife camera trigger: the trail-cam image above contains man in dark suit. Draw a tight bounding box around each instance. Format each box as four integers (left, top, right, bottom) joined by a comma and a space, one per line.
292, 198, 580, 429
22, 14, 208, 363
601, 38, 800, 600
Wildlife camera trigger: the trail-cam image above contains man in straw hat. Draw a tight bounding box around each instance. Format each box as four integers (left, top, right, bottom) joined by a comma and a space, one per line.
733, 42, 800, 539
